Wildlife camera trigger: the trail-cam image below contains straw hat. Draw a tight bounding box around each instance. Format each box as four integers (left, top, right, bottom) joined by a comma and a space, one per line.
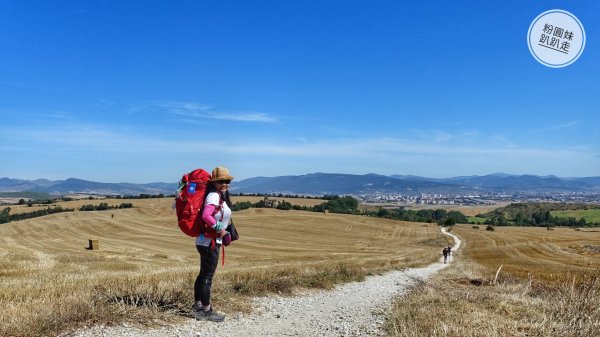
209, 167, 234, 182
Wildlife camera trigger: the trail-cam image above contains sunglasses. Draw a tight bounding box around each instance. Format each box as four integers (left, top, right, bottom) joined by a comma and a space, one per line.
216, 180, 231, 184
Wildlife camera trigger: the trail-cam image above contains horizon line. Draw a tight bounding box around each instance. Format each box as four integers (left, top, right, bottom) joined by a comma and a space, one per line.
2, 171, 599, 184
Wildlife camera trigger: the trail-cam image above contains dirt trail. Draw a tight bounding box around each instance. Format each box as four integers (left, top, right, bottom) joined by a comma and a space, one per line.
72, 228, 461, 337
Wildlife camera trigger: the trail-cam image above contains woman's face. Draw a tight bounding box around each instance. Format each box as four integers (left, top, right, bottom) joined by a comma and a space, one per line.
214, 180, 230, 192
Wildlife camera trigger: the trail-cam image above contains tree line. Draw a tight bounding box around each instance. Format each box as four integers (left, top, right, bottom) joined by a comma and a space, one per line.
480, 203, 600, 227
368, 208, 468, 226
0, 203, 134, 224
231, 195, 467, 225
109, 194, 174, 199
231, 195, 360, 214
0, 206, 74, 224
231, 193, 330, 200
78, 203, 134, 211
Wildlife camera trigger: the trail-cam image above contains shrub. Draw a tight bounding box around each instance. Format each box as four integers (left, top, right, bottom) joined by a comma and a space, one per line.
231, 201, 252, 211
276, 201, 293, 210
443, 218, 456, 227
486, 224, 495, 231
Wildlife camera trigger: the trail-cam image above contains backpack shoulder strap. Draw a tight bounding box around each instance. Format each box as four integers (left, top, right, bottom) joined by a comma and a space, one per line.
213, 191, 225, 221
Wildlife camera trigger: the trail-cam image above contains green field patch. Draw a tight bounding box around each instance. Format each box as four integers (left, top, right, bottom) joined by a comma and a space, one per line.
0, 191, 52, 200
468, 216, 487, 224
551, 209, 600, 223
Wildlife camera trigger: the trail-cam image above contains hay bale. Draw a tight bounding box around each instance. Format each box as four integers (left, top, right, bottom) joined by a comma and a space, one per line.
87, 239, 100, 250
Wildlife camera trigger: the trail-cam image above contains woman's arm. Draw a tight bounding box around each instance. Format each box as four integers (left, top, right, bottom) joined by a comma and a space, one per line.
202, 203, 217, 226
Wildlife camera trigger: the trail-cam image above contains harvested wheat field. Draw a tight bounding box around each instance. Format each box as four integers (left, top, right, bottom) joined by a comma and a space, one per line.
5, 195, 325, 216
0, 197, 445, 337
386, 225, 600, 337
406, 202, 512, 217
452, 225, 600, 282
231, 195, 327, 207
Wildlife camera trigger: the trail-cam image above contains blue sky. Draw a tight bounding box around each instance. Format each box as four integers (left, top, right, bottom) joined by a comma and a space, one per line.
1, 1, 598, 183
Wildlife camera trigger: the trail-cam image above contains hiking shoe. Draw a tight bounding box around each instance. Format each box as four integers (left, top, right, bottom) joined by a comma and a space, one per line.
192, 306, 225, 322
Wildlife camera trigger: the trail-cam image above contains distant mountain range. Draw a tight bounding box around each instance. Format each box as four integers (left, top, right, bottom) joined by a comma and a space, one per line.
230, 173, 459, 195
231, 173, 600, 195
0, 178, 176, 196
1, 173, 599, 197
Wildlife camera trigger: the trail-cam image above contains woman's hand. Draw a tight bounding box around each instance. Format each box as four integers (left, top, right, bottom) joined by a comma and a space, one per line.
219, 229, 227, 237
212, 221, 225, 232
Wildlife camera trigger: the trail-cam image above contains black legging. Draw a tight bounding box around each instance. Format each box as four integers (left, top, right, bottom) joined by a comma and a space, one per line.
194, 244, 220, 306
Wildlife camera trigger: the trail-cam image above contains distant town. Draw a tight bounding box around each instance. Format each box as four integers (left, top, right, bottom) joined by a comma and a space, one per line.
356, 191, 600, 206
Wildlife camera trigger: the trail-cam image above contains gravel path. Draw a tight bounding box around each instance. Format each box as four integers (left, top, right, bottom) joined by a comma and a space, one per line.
72, 228, 461, 337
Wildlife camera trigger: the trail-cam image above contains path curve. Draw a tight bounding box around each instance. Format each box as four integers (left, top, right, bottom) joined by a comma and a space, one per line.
440, 227, 461, 264
72, 228, 461, 337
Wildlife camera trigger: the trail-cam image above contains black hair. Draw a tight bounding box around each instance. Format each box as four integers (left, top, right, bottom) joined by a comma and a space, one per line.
206, 182, 232, 208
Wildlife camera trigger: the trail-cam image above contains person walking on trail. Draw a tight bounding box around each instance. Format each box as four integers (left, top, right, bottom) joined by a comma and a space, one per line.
442, 247, 449, 264
192, 167, 234, 322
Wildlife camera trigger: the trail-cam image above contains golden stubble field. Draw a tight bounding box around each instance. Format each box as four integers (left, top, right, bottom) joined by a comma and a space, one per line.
402, 202, 511, 216
4, 195, 326, 216
386, 225, 600, 337
0, 197, 447, 337
452, 224, 600, 281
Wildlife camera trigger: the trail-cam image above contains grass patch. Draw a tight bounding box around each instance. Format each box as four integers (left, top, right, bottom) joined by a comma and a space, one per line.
385, 260, 600, 337
224, 263, 363, 296
467, 216, 487, 224
552, 209, 600, 224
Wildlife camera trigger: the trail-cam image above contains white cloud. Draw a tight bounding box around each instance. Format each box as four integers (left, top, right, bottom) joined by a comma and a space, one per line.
3, 122, 595, 160
229, 136, 593, 159
160, 101, 277, 123
2, 121, 598, 179
159, 102, 211, 112
547, 121, 580, 130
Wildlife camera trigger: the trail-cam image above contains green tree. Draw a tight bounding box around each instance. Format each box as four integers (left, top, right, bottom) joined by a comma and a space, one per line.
0, 207, 11, 224
447, 210, 468, 223
231, 201, 252, 211
276, 201, 293, 210
377, 208, 390, 218
443, 218, 456, 227
320, 196, 359, 214
514, 212, 528, 226
433, 209, 447, 221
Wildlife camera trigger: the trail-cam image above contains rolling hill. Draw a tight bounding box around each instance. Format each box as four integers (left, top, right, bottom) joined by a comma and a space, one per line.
1, 173, 599, 197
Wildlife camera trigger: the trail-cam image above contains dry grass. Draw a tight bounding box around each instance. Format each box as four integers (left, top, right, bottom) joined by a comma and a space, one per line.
385, 225, 600, 337
231, 195, 327, 207
452, 225, 600, 282
385, 260, 600, 337
0, 197, 443, 337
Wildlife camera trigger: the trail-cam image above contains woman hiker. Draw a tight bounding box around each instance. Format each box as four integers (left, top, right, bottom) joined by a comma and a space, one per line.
192, 166, 234, 322
443, 247, 449, 264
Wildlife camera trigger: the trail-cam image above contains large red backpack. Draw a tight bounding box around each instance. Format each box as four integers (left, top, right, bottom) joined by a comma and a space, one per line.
175, 169, 213, 237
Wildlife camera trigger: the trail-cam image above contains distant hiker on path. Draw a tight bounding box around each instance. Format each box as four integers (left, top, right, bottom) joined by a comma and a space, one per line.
192, 167, 234, 322
442, 247, 450, 264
